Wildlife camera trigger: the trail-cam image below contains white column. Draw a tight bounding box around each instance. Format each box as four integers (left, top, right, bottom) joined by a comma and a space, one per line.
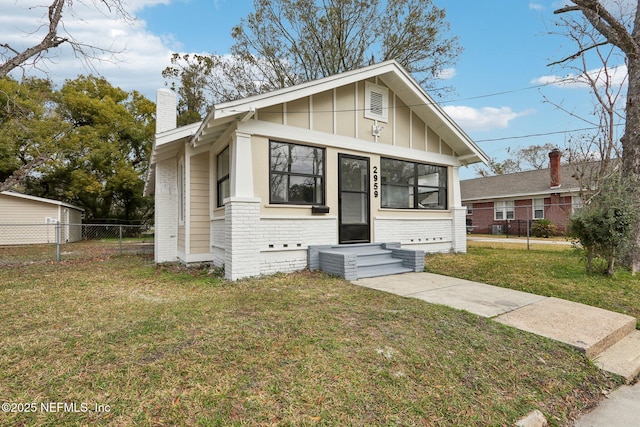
224, 129, 261, 280
450, 166, 467, 253
230, 130, 254, 198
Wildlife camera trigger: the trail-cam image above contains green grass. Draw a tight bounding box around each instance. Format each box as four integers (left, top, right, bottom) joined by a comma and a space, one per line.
426, 241, 640, 324
0, 255, 622, 426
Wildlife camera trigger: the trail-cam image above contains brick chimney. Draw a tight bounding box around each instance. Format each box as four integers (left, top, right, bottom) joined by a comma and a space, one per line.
155, 88, 177, 134
549, 148, 562, 188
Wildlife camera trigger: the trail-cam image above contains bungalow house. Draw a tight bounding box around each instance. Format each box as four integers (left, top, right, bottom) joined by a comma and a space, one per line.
145, 60, 489, 280
0, 191, 84, 244
461, 149, 586, 235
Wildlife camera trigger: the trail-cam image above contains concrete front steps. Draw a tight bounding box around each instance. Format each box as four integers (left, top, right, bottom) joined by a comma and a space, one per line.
593, 330, 640, 382
308, 242, 424, 280
494, 297, 640, 382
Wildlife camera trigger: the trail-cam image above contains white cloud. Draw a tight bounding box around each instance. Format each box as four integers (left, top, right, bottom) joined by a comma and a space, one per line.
0, 0, 175, 100
443, 105, 534, 132
437, 68, 456, 80
529, 3, 545, 11
531, 64, 628, 89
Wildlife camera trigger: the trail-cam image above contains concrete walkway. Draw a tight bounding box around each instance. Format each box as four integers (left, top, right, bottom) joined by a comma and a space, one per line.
352, 272, 640, 424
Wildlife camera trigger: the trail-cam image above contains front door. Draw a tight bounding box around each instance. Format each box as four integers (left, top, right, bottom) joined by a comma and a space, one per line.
338, 154, 370, 244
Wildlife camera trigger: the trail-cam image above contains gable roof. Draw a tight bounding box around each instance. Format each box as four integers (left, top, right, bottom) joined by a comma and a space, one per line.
461, 163, 585, 201
0, 191, 84, 211
146, 60, 489, 195
193, 60, 488, 164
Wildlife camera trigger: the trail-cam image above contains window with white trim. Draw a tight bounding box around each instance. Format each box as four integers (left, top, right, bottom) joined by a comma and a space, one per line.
572, 195, 584, 213
216, 146, 230, 207
364, 81, 389, 123
466, 204, 473, 215
533, 198, 544, 219
178, 158, 185, 223
494, 201, 514, 220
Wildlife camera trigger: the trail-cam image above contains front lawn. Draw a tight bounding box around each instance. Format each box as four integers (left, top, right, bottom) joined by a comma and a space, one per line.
0, 255, 622, 426
425, 241, 640, 323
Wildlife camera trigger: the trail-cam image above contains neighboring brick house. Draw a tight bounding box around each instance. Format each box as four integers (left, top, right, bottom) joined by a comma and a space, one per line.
461, 149, 584, 235
145, 60, 489, 280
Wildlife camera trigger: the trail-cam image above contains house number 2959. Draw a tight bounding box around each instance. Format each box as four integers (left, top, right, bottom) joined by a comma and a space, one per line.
372, 166, 379, 198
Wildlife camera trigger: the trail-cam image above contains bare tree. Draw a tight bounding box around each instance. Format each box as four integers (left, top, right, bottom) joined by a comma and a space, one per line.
554, 0, 640, 273
164, 0, 461, 106
0, 0, 131, 78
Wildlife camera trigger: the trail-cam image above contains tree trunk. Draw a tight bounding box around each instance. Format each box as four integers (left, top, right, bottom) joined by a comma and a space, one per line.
622, 58, 640, 274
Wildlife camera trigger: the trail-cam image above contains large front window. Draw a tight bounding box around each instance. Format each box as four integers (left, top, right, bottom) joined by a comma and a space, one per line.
380, 158, 447, 209
269, 141, 325, 205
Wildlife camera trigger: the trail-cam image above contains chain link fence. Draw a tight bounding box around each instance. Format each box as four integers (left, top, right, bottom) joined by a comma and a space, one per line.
464, 201, 581, 237
0, 223, 153, 266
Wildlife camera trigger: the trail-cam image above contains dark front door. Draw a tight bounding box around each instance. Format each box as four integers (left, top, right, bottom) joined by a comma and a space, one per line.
338, 154, 370, 244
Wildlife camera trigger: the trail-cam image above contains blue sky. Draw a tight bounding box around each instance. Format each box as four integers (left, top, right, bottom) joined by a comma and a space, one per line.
1, 0, 628, 179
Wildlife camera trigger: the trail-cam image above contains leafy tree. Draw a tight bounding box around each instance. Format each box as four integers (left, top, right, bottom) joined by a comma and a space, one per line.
164, 0, 461, 106
554, 0, 640, 273
0, 0, 133, 192
19, 75, 155, 221
474, 144, 558, 177
0, 77, 72, 190
568, 173, 638, 275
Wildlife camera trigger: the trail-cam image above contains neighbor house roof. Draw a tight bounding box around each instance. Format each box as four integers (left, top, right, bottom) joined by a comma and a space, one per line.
0, 191, 84, 211
461, 163, 585, 202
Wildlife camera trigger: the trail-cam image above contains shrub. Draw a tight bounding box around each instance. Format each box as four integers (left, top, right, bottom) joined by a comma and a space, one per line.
531, 219, 557, 238
567, 173, 638, 275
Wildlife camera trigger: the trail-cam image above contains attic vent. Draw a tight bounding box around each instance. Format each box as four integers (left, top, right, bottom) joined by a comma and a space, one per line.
370, 91, 383, 116
364, 81, 389, 123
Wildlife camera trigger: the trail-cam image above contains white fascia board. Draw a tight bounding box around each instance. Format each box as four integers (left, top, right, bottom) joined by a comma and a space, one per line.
379, 69, 488, 165
155, 122, 200, 147
1, 191, 84, 211
213, 61, 402, 120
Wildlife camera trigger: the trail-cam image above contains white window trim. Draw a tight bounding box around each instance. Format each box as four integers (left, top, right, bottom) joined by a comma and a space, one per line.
572, 195, 584, 213
494, 201, 514, 220
533, 198, 545, 219
466, 204, 473, 215
364, 81, 389, 123
178, 157, 185, 225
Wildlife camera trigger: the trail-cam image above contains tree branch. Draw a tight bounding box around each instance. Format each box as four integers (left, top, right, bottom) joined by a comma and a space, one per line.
555, 0, 640, 60
547, 41, 609, 66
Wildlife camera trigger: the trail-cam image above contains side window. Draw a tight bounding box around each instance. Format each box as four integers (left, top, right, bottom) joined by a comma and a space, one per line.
269, 141, 325, 205
533, 198, 544, 219
178, 158, 185, 223
217, 146, 230, 207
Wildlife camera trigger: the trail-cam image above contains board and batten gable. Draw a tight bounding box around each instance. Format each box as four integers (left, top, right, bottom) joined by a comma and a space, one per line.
253, 80, 456, 156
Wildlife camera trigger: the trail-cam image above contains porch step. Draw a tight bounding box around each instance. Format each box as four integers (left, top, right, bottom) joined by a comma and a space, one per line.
310, 243, 424, 280
593, 330, 640, 383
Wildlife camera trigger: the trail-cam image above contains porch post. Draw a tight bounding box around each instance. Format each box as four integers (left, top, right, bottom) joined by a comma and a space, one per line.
224, 130, 261, 280
450, 166, 467, 253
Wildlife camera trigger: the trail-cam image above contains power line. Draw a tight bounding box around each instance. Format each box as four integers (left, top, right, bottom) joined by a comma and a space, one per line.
475, 123, 626, 143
